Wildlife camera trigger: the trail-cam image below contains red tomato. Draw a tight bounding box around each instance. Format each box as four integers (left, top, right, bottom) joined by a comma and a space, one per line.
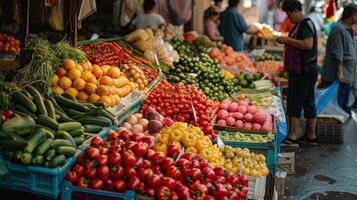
110, 165, 124, 179
161, 177, 177, 190
145, 188, 155, 197
132, 142, 148, 157
125, 167, 137, 177
127, 176, 140, 190
190, 182, 208, 199
65, 171, 77, 184
77, 177, 90, 188
108, 152, 122, 165
85, 167, 97, 179
97, 155, 108, 165
113, 178, 126, 192
103, 178, 113, 188
85, 147, 100, 160
72, 164, 85, 177
156, 186, 171, 200
168, 191, 179, 200
175, 184, 190, 199
5, 110, 12, 118
97, 165, 110, 179
122, 150, 137, 167
161, 157, 175, 170
90, 178, 103, 190
152, 152, 166, 165
166, 166, 182, 181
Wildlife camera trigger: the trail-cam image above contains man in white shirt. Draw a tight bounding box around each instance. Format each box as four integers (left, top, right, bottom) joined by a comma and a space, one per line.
307, 6, 323, 32
132, 0, 165, 30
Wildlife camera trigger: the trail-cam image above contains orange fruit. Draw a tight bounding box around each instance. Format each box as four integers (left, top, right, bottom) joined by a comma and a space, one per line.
109, 95, 117, 106
68, 68, 81, 80
56, 67, 67, 77
112, 79, 119, 87
85, 83, 97, 94
98, 96, 112, 107
82, 71, 93, 81
79, 62, 89, 71
107, 86, 113, 95
107, 67, 121, 78
52, 86, 64, 95
51, 75, 59, 87
74, 64, 84, 73
87, 76, 97, 84
92, 65, 103, 78
101, 65, 111, 75
128, 82, 136, 90
96, 85, 109, 96
65, 87, 79, 97
73, 78, 86, 91
113, 94, 120, 104
58, 77, 72, 89
99, 76, 112, 85
88, 94, 100, 103
77, 92, 89, 101
64, 59, 76, 71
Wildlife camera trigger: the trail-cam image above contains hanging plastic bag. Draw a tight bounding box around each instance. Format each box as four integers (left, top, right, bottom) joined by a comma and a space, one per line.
48, 0, 64, 31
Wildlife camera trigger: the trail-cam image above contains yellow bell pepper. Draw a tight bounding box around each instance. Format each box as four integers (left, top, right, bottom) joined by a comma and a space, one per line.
154, 143, 167, 154
185, 146, 197, 154
156, 133, 169, 145
199, 148, 211, 160
169, 129, 182, 142
182, 132, 197, 147
195, 136, 212, 151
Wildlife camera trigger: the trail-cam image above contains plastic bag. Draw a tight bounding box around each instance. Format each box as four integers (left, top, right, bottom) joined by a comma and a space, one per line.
48, 0, 64, 31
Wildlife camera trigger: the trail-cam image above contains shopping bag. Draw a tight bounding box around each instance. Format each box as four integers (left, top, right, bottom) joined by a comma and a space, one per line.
48, 0, 64, 31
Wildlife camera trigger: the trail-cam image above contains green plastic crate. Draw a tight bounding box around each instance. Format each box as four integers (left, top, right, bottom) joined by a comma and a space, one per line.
116, 92, 143, 124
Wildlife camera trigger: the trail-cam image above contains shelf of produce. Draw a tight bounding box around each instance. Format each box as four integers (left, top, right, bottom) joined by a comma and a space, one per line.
61, 181, 135, 200
0, 151, 81, 199
218, 132, 277, 175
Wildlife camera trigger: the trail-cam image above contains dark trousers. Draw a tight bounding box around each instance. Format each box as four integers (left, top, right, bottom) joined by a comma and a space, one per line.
320, 80, 352, 114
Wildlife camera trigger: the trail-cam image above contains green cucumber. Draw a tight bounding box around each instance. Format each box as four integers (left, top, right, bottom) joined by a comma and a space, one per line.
2, 150, 14, 161
35, 115, 59, 131
58, 122, 82, 132
74, 135, 84, 146
24, 128, 47, 153
21, 90, 33, 100
21, 152, 33, 165
45, 149, 56, 161
50, 97, 65, 113
44, 99, 56, 119
52, 139, 74, 148
34, 96, 48, 116
83, 124, 103, 133
35, 139, 53, 155
77, 116, 112, 126
25, 86, 41, 97
14, 150, 23, 162
93, 109, 118, 125
93, 102, 106, 109
14, 111, 30, 117
79, 102, 97, 110
43, 128, 55, 139
12, 91, 37, 112
56, 130, 76, 147
54, 95, 90, 112
62, 93, 78, 102
69, 128, 84, 137
56, 146, 77, 157
0, 136, 28, 150
32, 155, 45, 166
65, 109, 86, 117
0, 130, 14, 139
14, 104, 34, 116
51, 155, 66, 167
55, 109, 73, 122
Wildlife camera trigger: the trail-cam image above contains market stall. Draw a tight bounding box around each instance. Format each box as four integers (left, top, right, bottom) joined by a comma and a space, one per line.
0, 24, 287, 200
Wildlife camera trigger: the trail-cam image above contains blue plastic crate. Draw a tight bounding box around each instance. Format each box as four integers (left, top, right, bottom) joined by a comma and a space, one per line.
218, 131, 277, 175
0, 151, 80, 199
61, 181, 135, 200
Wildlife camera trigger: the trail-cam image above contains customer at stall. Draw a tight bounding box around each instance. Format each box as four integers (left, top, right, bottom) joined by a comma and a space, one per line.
274, 0, 287, 31
320, 3, 357, 115
214, 0, 224, 12
307, 6, 324, 32
131, 0, 165, 30
204, 6, 224, 42
219, 0, 257, 51
276, 0, 318, 145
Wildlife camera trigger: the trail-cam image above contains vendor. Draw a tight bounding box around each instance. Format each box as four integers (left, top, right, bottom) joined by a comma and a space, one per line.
131, 0, 165, 30
320, 3, 357, 115
219, 0, 257, 51
276, 0, 318, 145
204, 6, 224, 42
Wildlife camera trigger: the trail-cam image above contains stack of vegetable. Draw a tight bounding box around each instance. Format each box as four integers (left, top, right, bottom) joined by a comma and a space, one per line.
80, 42, 125, 66
0, 33, 21, 55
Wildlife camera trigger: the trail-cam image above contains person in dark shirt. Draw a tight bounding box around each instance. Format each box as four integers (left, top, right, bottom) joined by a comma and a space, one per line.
276, 0, 318, 145
219, 0, 257, 51
320, 3, 357, 115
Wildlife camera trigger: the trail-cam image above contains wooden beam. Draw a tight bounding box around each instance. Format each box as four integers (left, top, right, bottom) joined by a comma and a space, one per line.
69, 0, 80, 47
24, 0, 30, 45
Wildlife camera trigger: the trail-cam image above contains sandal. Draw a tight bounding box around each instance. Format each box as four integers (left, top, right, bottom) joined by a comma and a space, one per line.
282, 138, 299, 147
299, 136, 318, 146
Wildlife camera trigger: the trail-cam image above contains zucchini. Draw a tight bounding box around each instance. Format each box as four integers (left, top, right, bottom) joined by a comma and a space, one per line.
52, 139, 75, 148
35, 139, 53, 155
51, 155, 66, 167
69, 128, 84, 137
24, 128, 47, 153
83, 124, 103, 133
21, 89, 33, 100
50, 97, 65, 113
77, 116, 112, 126
79, 102, 97, 110
25, 86, 41, 97
55, 109, 73, 122
35, 115, 59, 131
56, 130, 76, 147
32, 155, 45, 166
43, 128, 55, 139
58, 122, 82, 132
14, 111, 30, 117
65, 109, 86, 117
0, 130, 15, 139
54, 95, 90, 112
56, 146, 77, 157
12, 91, 37, 112
0, 136, 28, 150
14, 104, 34, 116
2, 150, 14, 161
93, 109, 118, 125
74, 135, 84, 146
14, 150, 23, 162
34, 95, 48, 116
21, 152, 33, 165
45, 99, 56, 119
45, 149, 56, 161
62, 93, 78, 102
93, 102, 106, 108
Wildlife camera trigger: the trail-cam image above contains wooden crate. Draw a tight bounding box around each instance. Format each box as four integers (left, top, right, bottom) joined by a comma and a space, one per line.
278, 152, 295, 175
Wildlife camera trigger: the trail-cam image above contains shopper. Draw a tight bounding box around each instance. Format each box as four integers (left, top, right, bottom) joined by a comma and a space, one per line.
204, 7, 224, 42
131, 0, 165, 30
219, 0, 257, 51
274, 0, 287, 31
280, 16, 294, 33
307, 6, 324, 32
320, 3, 357, 115
276, 0, 318, 145
213, 0, 224, 12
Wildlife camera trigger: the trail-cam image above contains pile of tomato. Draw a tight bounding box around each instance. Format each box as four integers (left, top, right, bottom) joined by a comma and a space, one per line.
0, 34, 21, 54
80, 42, 125, 66
1, 109, 13, 123
143, 67, 159, 84
66, 130, 248, 200
141, 80, 219, 139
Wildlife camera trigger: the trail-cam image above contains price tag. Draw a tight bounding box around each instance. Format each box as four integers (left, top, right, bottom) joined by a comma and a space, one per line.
216, 136, 225, 148
239, 157, 243, 176
154, 53, 162, 75
190, 100, 198, 125
175, 147, 185, 162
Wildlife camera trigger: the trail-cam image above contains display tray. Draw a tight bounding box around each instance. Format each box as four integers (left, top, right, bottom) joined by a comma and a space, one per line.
61, 181, 135, 200
0, 151, 80, 199
213, 115, 276, 135
218, 131, 275, 148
